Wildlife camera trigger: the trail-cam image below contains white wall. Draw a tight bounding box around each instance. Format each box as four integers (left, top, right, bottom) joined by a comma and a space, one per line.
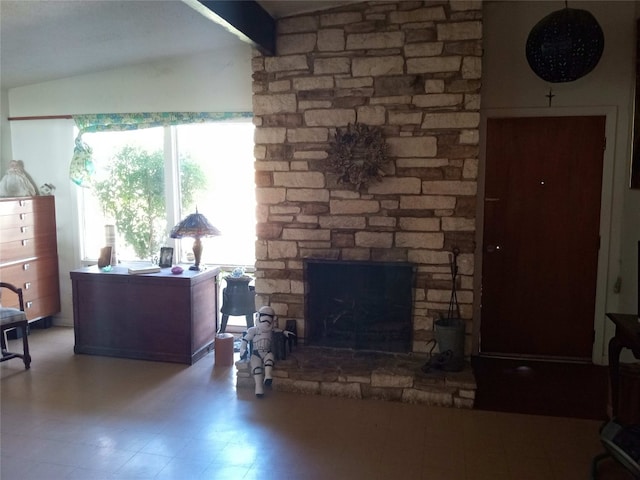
482, 1, 640, 363
10, 119, 78, 325
5, 45, 253, 326
7, 47, 253, 116
1, 89, 11, 164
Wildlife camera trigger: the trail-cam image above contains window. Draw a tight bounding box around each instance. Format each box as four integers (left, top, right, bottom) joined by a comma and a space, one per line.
78, 120, 256, 267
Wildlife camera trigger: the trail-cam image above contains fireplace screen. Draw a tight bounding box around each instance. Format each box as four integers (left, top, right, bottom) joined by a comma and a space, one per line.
304, 259, 415, 353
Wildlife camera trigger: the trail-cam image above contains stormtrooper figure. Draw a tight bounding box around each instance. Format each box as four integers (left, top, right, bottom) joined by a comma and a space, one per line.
239, 306, 293, 398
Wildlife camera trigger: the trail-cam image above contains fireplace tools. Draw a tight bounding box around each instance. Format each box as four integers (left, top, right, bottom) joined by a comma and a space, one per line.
422, 248, 465, 373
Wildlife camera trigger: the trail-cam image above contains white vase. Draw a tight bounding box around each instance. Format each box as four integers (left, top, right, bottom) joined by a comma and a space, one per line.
105, 224, 117, 265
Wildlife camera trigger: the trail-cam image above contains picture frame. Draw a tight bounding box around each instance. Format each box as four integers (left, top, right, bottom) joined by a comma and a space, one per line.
98, 246, 112, 268
159, 247, 173, 268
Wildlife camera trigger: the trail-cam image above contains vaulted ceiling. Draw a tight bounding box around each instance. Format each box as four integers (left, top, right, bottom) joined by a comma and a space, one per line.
0, 0, 356, 89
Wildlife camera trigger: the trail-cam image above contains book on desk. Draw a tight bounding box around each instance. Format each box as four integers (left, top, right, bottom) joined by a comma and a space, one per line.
127, 265, 161, 275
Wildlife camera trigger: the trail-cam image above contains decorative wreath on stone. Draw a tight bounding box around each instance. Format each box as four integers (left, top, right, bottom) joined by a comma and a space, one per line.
327, 123, 389, 190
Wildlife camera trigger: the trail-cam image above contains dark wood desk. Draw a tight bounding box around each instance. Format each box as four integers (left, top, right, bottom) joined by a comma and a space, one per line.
606, 313, 640, 418
71, 265, 219, 365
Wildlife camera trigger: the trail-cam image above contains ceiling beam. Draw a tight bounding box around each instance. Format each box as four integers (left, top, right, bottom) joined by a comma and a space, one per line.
183, 0, 276, 55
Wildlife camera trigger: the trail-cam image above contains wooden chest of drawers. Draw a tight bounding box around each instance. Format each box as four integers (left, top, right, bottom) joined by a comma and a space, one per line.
0, 196, 60, 322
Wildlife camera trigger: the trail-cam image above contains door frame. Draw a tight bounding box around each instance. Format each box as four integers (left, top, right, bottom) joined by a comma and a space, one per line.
475, 106, 618, 365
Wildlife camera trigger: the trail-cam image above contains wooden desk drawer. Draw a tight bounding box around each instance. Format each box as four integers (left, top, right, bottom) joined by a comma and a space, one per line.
0, 257, 58, 285
0, 289, 59, 321
0, 198, 34, 216
24, 294, 60, 321
0, 225, 35, 243
0, 234, 57, 263
0, 211, 36, 230
0, 213, 55, 238
22, 274, 59, 304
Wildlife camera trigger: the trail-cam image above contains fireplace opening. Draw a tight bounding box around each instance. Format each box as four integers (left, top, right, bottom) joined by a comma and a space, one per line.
304, 259, 415, 353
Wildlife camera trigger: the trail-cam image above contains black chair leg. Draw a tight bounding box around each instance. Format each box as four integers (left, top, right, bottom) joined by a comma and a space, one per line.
590, 451, 609, 479
219, 314, 230, 333
21, 324, 31, 369
0, 323, 31, 369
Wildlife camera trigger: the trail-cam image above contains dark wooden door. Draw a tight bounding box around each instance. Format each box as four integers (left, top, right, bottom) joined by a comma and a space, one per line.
481, 116, 605, 358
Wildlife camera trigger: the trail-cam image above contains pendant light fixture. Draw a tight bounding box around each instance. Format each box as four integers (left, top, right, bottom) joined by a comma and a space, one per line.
526, 4, 604, 83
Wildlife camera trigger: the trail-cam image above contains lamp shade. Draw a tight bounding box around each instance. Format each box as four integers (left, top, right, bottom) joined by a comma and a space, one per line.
169, 210, 221, 239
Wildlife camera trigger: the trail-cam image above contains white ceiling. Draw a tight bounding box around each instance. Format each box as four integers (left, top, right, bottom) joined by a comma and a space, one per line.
0, 0, 356, 90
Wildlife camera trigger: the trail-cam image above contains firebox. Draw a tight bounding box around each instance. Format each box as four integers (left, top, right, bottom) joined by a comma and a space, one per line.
304, 259, 415, 353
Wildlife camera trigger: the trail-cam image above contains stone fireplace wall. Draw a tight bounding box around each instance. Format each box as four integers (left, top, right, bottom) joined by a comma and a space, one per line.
251, 0, 482, 355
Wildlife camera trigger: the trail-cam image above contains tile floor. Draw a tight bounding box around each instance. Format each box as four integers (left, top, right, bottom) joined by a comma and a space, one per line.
0, 327, 634, 479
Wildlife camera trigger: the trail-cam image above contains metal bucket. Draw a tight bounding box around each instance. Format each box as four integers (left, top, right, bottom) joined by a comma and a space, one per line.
434, 318, 465, 372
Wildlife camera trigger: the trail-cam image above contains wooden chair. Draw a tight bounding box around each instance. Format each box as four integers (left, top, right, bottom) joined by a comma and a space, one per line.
0, 282, 31, 369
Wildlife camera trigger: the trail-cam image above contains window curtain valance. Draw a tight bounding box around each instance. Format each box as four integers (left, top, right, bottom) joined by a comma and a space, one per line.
70, 112, 252, 187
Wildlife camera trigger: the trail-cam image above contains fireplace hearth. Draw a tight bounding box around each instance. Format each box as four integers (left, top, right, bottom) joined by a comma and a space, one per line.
304, 259, 415, 353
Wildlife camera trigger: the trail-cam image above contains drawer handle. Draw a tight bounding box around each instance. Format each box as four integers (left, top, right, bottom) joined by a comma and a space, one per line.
21, 226, 28, 233
20, 213, 26, 220
24, 282, 31, 290
21, 239, 28, 246
26, 301, 33, 309
23, 263, 30, 271
19, 200, 26, 207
